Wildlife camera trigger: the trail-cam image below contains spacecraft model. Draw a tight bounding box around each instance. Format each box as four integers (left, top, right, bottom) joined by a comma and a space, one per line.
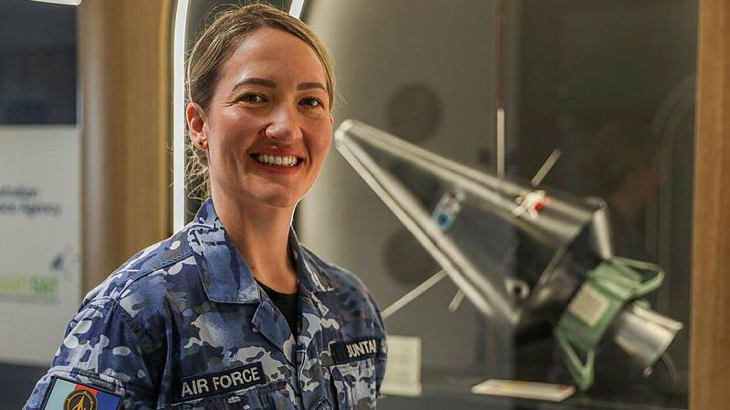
334, 120, 682, 392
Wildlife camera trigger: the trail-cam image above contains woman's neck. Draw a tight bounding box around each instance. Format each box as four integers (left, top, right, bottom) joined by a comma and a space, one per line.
211, 191, 298, 293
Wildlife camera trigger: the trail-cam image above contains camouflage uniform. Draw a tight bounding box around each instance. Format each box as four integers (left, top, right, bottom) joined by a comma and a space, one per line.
24, 199, 387, 409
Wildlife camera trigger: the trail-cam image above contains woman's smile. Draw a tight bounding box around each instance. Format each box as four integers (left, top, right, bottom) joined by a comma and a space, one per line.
249, 146, 306, 174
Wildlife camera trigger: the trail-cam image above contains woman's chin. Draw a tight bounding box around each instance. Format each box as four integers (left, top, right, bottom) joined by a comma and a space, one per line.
242, 191, 301, 211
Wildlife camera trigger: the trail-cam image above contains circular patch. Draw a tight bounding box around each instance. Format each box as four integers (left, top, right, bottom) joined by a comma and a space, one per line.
64, 389, 97, 410
386, 83, 442, 143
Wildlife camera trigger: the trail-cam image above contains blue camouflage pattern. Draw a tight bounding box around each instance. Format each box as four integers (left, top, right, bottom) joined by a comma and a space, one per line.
24, 199, 387, 409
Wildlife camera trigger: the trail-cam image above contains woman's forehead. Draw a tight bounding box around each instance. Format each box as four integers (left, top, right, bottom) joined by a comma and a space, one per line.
220, 27, 327, 85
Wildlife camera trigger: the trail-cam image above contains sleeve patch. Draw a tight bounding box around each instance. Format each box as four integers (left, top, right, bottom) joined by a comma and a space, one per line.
41, 376, 122, 410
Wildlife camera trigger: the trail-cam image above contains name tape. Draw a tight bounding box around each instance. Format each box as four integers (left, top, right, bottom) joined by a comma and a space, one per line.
175, 362, 265, 402
331, 338, 381, 364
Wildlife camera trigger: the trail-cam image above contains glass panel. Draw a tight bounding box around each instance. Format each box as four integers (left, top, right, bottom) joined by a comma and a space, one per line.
301, 2, 499, 407
302, 0, 696, 409
505, 0, 696, 407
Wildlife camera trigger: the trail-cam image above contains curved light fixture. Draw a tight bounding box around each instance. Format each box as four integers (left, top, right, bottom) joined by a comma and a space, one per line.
172, 0, 190, 232
289, 0, 305, 19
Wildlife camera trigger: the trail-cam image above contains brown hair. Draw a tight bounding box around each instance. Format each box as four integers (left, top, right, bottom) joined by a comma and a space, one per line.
185, 3, 335, 200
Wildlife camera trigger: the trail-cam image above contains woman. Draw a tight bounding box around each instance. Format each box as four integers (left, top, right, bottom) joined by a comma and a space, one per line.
24, 4, 386, 409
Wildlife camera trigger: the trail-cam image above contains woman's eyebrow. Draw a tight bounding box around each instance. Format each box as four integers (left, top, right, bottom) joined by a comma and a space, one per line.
231, 77, 277, 92
229, 78, 325, 93
297, 82, 326, 91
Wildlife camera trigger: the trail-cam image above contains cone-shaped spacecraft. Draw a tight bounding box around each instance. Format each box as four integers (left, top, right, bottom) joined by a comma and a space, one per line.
335, 120, 681, 391
335, 119, 611, 328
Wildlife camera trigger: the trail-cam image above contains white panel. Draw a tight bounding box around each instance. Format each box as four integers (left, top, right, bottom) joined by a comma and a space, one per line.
0, 126, 81, 365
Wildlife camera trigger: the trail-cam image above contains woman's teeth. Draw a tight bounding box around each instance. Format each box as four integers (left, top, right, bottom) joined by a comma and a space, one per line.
254, 154, 299, 166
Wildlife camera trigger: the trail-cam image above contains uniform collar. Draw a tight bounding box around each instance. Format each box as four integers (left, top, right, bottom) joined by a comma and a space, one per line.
288, 228, 336, 294
187, 198, 334, 304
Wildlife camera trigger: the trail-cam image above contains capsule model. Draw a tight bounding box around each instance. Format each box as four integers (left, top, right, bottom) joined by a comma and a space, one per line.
335, 119, 682, 391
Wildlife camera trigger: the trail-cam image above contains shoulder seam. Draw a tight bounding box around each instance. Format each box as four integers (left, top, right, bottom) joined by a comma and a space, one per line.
114, 247, 193, 300
61, 297, 165, 392
73, 367, 155, 394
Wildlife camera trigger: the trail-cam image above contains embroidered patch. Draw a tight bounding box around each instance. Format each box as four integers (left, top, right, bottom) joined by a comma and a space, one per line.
330, 338, 381, 364
41, 376, 122, 410
175, 362, 266, 402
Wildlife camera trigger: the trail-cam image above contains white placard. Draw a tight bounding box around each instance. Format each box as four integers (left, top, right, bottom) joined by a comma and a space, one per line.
381, 335, 422, 397
472, 379, 575, 402
0, 126, 81, 366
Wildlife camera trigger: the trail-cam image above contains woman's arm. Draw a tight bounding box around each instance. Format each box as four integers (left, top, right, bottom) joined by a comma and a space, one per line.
23, 296, 162, 410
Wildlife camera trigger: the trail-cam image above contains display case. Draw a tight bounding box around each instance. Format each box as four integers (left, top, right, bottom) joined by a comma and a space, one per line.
299, 1, 699, 409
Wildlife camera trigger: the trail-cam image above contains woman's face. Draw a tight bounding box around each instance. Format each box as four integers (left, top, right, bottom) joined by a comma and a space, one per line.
188, 27, 333, 210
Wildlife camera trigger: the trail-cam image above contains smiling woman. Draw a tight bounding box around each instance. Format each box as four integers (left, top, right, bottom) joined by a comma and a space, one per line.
187, 27, 333, 217
185, 3, 335, 204
23, 4, 386, 410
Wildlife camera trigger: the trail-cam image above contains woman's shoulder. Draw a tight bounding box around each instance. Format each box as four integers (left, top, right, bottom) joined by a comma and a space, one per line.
81, 228, 200, 318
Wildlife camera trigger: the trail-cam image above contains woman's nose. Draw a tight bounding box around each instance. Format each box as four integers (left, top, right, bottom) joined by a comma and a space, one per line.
264, 107, 302, 142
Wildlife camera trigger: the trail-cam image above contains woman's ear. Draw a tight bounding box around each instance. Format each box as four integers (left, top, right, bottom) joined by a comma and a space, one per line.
186, 102, 209, 150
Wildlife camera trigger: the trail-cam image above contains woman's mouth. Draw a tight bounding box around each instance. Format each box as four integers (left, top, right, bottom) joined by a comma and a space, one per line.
251, 154, 303, 167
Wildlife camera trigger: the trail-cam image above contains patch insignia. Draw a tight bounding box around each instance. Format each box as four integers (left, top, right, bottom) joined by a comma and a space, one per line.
175, 362, 266, 402
65, 390, 96, 410
41, 376, 122, 410
432, 190, 465, 231
511, 190, 550, 220
330, 338, 381, 364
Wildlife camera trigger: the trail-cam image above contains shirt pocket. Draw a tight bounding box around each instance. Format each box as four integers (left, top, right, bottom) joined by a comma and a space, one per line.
328, 358, 377, 410
165, 380, 295, 410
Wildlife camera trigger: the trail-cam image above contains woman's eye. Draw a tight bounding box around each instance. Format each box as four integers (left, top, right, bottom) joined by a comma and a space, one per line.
300, 97, 323, 108
239, 94, 265, 103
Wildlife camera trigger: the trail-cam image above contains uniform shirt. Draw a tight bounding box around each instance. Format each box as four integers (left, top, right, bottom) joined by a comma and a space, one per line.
23, 199, 387, 409
257, 280, 299, 338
